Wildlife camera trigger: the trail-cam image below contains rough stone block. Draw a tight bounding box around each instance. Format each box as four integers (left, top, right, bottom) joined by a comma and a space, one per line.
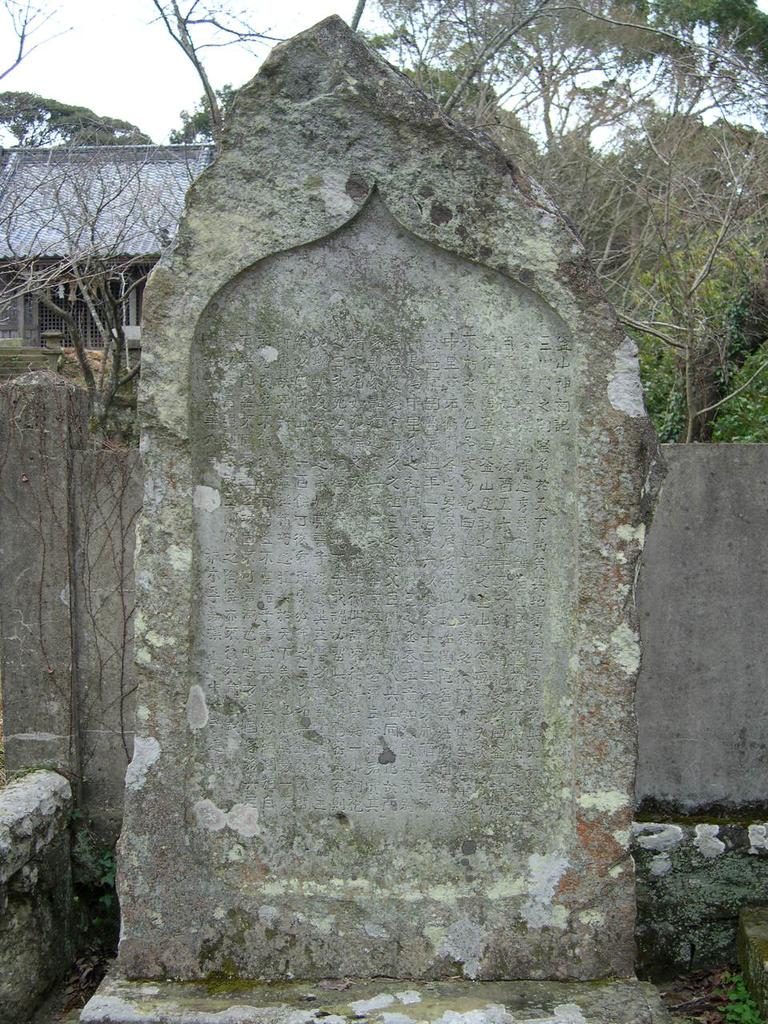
739, 907, 768, 1017
634, 821, 768, 974
0, 770, 74, 1024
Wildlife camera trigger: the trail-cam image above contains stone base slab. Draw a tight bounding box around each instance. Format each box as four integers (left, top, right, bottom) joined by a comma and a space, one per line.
81, 976, 671, 1024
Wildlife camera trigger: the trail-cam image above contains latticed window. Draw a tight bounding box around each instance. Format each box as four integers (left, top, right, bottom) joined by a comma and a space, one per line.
39, 282, 105, 349
0, 293, 19, 339
35, 272, 148, 350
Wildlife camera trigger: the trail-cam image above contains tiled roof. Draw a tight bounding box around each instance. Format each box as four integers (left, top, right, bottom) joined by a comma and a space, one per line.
0, 144, 214, 260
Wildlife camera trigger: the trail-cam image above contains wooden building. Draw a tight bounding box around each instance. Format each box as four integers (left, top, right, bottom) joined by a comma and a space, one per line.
0, 143, 213, 350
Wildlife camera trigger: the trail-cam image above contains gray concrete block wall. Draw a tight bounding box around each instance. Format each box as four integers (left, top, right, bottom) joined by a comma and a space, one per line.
0, 375, 88, 783
70, 449, 141, 839
0, 770, 74, 1024
635, 444, 768, 973
0, 376, 141, 841
636, 443, 768, 815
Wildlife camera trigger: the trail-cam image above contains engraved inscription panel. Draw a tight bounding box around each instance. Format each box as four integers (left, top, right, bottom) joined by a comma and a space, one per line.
190, 198, 576, 865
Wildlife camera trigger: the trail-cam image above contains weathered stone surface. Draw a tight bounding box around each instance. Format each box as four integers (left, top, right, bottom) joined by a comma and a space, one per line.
0, 376, 88, 780
739, 907, 768, 1016
0, 770, 74, 1024
70, 448, 141, 839
0, 768, 71, 881
0, 375, 140, 841
634, 820, 768, 975
81, 977, 671, 1024
633, 445, 768, 973
636, 444, 768, 816
116, 17, 655, 983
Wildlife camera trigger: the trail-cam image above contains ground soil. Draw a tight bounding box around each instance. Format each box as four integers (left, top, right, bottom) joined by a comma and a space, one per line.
658, 967, 744, 1022
29, 951, 109, 1024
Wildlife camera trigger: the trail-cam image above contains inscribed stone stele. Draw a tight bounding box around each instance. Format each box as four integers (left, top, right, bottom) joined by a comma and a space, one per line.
115, 15, 655, 983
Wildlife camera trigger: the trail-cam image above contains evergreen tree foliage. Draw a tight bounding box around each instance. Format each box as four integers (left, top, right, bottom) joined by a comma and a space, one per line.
0, 92, 152, 147
169, 85, 235, 144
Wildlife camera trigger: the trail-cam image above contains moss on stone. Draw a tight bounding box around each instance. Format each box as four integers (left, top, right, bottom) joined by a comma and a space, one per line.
635, 825, 768, 976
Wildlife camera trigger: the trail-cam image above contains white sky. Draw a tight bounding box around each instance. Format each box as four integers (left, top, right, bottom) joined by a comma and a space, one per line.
1, 0, 767, 145
0, 1, 362, 143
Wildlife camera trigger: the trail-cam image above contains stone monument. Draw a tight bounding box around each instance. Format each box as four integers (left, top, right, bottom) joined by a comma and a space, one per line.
83, 16, 662, 1023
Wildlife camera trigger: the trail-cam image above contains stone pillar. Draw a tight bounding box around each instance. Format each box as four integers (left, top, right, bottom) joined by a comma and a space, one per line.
0, 375, 141, 840
0, 376, 89, 787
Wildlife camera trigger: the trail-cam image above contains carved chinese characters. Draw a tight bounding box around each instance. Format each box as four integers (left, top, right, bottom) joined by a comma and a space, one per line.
114, 17, 652, 986
191, 199, 574, 842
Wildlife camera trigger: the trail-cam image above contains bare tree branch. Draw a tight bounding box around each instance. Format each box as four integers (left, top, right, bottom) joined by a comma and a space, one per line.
618, 313, 686, 350
351, 0, 367, 32
0, 144, 204, 431
443, 0, 555, 114
150, 0, 273, 141
696, 360, 768, 416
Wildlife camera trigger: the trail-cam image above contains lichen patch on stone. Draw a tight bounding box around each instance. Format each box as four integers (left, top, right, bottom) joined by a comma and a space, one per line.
124, 737, 161, 791
395, 991, 422, 1005
435, 917, 487, 979
193, 798, 226, 831
616, 523, 646, 546
693, 824, 726, 858
186, 685, 209, 730
577, 791, 628, 814
609, 623, 641, 676
193, 797, 260, 838
551, 1004, 588, 1024
607, 337, 646, 418
193, 484, 221, 512
364, 921, 390, 939
432, 1004, 513, 1024
168, 545, 192, 571
521, 853, 569, 930
748, 824, 768, 854
632, 823, 684, 852
380, 1013, 415, 1024
349, 993, 396, 1015
228, 803, 260, 838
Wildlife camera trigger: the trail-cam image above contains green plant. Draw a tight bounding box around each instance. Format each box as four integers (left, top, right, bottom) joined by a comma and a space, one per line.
70, 813, 120, 953
712, 341, 768, 443
717, 972, 765, 1024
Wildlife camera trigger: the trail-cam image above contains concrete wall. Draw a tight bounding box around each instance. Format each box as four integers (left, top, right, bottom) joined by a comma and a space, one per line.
0, 770, 74, 1024
635, 443, 768, 974
0, 375, 141, 841
637, 443, 768, 815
